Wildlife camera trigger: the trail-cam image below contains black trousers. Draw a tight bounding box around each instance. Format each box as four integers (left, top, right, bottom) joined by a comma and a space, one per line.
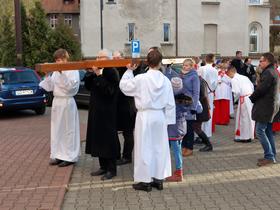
192, 121, 212, 146
99, 157, 116, 174
182, 120, 212, 150
117, 130, 134, 160
182, 120, 194, 150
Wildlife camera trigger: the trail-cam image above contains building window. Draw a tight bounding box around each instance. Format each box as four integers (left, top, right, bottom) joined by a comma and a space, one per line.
107, 0, 116, 4
248, 0, 263, 5
128, 23, 135, 41
50, 14, 58, 29
64, 14, 72, 27
64, 0, 74, 4
163, 23, 170, 42
249, 26, 258, 53
203, 24, 217, 54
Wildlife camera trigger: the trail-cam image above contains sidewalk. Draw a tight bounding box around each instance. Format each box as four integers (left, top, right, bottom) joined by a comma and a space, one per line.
0, 109, 86, 210
63, 117, 280, 210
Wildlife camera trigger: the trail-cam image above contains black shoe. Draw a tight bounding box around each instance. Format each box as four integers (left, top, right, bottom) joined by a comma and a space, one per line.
199, 145, 213, 152
58, 161, 74, 167
151, 179, 163, 190
91, 169, 106, 176
116, 158, 132, 165
234, 139, 242, 143
49, 159, 63, 166
101, 172, 116, 180
234, 139, 252, 143
132, 182, 152, 192
243, 139, 252, 143
194, 137, 203, 145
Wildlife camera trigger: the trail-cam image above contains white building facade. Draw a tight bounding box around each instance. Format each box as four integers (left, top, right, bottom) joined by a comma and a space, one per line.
80, 0, 270, 57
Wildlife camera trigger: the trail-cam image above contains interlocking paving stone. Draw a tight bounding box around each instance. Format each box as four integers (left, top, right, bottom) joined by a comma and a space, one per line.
0, 109, 87, 210
59, 108, 280, 210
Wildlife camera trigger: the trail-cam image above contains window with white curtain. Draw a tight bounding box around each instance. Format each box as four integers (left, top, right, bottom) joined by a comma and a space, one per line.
163, 23, 170, 42
249, 26, 258, 53
50, 14, 58, 29
248, 0, 263, 5
64, 14, 72, 27
128, 23, 135, 41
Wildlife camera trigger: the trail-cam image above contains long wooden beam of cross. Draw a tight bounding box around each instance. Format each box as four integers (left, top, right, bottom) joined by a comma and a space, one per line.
35, 58, 187, 73
35, 58, 144, 73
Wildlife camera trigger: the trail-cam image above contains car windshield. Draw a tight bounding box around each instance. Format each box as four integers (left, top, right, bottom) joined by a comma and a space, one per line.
0, 71, 39, 84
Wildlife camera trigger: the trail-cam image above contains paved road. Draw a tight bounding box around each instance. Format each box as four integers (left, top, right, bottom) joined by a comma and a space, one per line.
63, 112, 280, 210
1, 107, 280, 210
0, 108, 87, 210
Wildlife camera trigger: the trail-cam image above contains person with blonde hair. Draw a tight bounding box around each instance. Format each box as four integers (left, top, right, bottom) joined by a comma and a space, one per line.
179, 58, 201, 157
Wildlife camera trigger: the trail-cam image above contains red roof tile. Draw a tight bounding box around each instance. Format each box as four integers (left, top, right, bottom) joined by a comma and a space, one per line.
41, 0, 80, 14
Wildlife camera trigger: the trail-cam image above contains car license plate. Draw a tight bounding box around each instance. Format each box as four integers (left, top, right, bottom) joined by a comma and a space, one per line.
15, 90, 33, 95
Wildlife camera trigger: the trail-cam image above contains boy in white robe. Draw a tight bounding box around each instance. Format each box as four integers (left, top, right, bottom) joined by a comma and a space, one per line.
226, 65, 255, 142
120, 50, 175, 192
40, 49, 80, 167
198, 54, 218, 137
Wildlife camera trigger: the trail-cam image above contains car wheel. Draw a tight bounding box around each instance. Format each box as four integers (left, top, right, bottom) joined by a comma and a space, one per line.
34, 106, 46, 115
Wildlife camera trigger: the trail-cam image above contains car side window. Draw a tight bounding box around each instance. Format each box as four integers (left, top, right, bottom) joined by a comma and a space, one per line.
79, 70, 86, 81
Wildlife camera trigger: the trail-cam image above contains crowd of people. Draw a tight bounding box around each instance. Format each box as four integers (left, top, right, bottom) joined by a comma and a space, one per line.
40, 48, 280, 192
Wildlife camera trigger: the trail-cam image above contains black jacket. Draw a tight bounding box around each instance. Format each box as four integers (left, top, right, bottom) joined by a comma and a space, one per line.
84, 68, 120, 158
231, 58, 245, 75
116, 67, 136, 131
250, 64, 279, 123
196, 77, 211, 122
242, 63, 256, 83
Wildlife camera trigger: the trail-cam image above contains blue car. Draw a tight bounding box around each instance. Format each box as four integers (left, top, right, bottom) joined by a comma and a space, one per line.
0, 67, 46, 115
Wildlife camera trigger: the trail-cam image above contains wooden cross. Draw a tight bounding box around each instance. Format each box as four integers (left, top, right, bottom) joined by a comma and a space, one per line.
35, 58, 143, 73
35, 58, 187, 73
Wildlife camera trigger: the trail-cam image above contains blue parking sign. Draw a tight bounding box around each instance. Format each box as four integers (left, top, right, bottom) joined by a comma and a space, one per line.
131, 40, 140, 58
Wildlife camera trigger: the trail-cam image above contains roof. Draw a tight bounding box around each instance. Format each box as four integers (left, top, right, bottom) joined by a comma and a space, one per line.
41, 0, 80, 14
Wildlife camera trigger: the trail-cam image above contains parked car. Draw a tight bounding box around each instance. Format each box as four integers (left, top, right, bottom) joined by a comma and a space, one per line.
0, 67, 46, 115
74, 70, 90, 106
45, 70, 90, 107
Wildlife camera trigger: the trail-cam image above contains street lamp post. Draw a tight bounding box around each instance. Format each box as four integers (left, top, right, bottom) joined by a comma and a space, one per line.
100, 0, 104, 49
14, 0, 23, 66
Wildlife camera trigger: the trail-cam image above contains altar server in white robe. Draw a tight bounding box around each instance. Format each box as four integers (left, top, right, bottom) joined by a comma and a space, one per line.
198, 54, 218, 137
226, 65, 255, 142
214, 64, 232, 125
40, 49, 80, 167
120, 50, 175, 192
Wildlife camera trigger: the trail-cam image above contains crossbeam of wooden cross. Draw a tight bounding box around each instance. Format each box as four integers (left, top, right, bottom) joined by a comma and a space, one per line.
35, 58, 188, 73
35, 58, 143, 73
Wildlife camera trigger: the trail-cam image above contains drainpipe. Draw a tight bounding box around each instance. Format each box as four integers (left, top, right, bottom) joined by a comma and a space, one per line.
175, 0, 178, 57
100, 0, 104, 49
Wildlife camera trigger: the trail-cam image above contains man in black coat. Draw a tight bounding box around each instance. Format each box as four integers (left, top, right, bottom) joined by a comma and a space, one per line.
84, 49, 120, 180
113, 51, 137, 165
249, 52, 279, 167
231, 50, 245, 75
242, 57, 256, 84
